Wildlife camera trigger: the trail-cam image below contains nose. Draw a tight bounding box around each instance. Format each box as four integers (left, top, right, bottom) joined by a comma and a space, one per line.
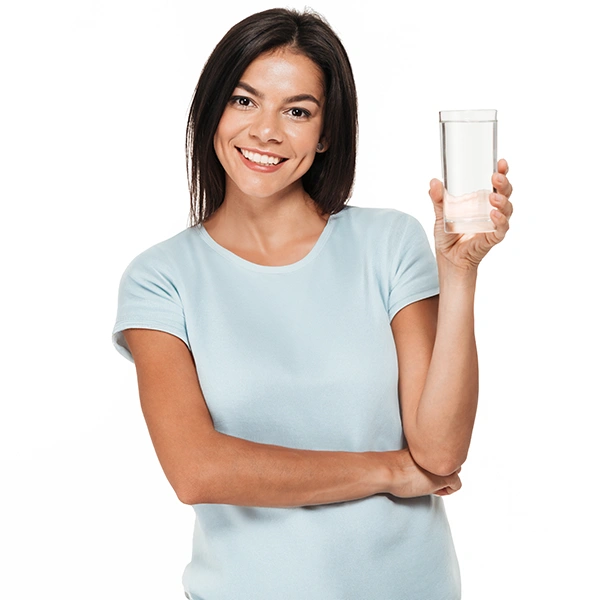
248, 109, 283, 144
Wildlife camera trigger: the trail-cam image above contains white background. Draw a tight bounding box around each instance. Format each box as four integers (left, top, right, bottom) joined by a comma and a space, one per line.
2, 1, 598, 598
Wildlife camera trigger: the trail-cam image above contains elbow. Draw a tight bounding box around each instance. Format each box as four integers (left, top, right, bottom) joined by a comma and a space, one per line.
172, 475, 210, 506
429, 460, 464, 478
411, 448, 467, 477
171, 443, 222, 505
176, 488, 202, 506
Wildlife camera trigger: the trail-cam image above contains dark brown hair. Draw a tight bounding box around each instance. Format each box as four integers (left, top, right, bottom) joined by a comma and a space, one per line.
185, 8, 358, 227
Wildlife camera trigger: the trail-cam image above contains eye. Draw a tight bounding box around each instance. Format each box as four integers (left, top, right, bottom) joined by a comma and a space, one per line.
287, 107, 311, 119
230, 96, 254, 109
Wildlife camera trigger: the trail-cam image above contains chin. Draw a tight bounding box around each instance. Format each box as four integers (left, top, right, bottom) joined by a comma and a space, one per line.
227, 177, 302, 202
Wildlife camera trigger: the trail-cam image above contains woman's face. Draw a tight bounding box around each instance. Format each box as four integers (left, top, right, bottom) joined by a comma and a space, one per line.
214, 47, 326, 203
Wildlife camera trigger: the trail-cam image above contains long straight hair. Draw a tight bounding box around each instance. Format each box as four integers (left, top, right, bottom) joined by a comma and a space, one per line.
185, 8, 358, 227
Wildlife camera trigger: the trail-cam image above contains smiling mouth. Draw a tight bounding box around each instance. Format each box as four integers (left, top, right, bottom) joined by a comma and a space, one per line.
237, 148, 288, 166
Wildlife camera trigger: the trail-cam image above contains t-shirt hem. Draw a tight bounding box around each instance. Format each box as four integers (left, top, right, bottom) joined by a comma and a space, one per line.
112, 319, 191, 363
388, 287, 440, 322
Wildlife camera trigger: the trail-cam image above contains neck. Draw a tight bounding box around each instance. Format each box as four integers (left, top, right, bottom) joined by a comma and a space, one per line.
204, 183, 328, 252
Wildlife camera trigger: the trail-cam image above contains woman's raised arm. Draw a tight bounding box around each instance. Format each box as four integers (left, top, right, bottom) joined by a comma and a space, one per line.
392, 160, 513, 477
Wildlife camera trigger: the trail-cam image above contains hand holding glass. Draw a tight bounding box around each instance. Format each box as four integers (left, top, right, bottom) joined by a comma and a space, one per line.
440, 109, 497, 233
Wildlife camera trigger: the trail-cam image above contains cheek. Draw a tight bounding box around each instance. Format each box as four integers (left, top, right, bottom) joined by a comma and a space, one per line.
213, 110, 238, 148
213, 125, 235, 169
213, 121, 227, 152
286, 124, 322, 151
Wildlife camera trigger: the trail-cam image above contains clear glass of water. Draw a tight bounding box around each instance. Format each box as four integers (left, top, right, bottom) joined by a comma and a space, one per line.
439, 109, 497, 233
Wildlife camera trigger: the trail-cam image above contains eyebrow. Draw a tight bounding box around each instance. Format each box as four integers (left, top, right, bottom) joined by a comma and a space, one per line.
236, 81, 322, 108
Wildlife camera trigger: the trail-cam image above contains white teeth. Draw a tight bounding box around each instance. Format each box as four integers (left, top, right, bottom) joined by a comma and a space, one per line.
240, 149, 283, 165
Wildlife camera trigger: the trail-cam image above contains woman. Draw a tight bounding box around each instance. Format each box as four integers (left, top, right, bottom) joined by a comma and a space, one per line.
112, 8, 513, 600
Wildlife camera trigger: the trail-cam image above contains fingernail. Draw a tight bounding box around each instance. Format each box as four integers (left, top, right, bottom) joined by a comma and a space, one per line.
497, 174, 505, 184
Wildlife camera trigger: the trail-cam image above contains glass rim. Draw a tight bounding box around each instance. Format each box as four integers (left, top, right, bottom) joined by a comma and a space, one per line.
439, 109, 497, 123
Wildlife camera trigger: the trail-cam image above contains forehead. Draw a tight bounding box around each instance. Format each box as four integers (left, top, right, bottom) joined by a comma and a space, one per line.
238, 48, 325, 97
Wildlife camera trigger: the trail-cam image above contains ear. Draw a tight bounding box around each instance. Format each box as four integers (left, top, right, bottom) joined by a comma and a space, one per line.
316, 137, 329, 153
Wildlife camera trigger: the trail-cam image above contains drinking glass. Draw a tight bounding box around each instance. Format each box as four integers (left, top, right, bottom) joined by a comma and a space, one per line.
439, 109, 497, 233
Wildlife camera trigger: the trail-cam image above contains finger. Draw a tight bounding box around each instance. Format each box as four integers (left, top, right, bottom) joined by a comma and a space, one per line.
490, 192, 514, 220
449, 481, 462, 495
492, 171, 513, 199
497, 158, 509, 175
492, 175, 513, 200
428, 178, 444, 204
428, 179, 444, 222
434, 481, 462, 497
489, 207, 510, 241
450, 472, 462, 491
434, 471, 463, 496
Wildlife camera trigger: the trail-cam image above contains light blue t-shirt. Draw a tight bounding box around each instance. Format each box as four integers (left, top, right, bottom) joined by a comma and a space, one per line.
112, 205, 460, 600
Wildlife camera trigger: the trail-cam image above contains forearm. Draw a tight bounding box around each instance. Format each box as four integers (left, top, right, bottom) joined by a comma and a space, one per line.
179, 431, 392, 507
410, 266, 479, 475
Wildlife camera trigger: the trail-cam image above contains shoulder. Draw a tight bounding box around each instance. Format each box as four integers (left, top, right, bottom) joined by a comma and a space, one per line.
340, 204, 421, 226
122, 226, 199, 276
339, 204, 427, 244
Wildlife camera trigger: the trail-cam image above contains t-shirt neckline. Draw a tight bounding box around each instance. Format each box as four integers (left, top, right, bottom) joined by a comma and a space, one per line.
196, 209, 343, 273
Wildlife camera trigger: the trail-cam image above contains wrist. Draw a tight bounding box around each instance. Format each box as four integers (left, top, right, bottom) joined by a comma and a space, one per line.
371, 449, 414, 495
437, 258, 478, 291
365, 450, 396, 494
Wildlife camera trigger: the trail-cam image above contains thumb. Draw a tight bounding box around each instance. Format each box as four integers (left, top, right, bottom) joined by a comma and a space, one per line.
429, 178, 444, 219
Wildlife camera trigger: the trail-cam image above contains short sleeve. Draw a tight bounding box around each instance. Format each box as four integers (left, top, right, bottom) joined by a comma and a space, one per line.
387, 213, 439, 321
112, 246, 190, 363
